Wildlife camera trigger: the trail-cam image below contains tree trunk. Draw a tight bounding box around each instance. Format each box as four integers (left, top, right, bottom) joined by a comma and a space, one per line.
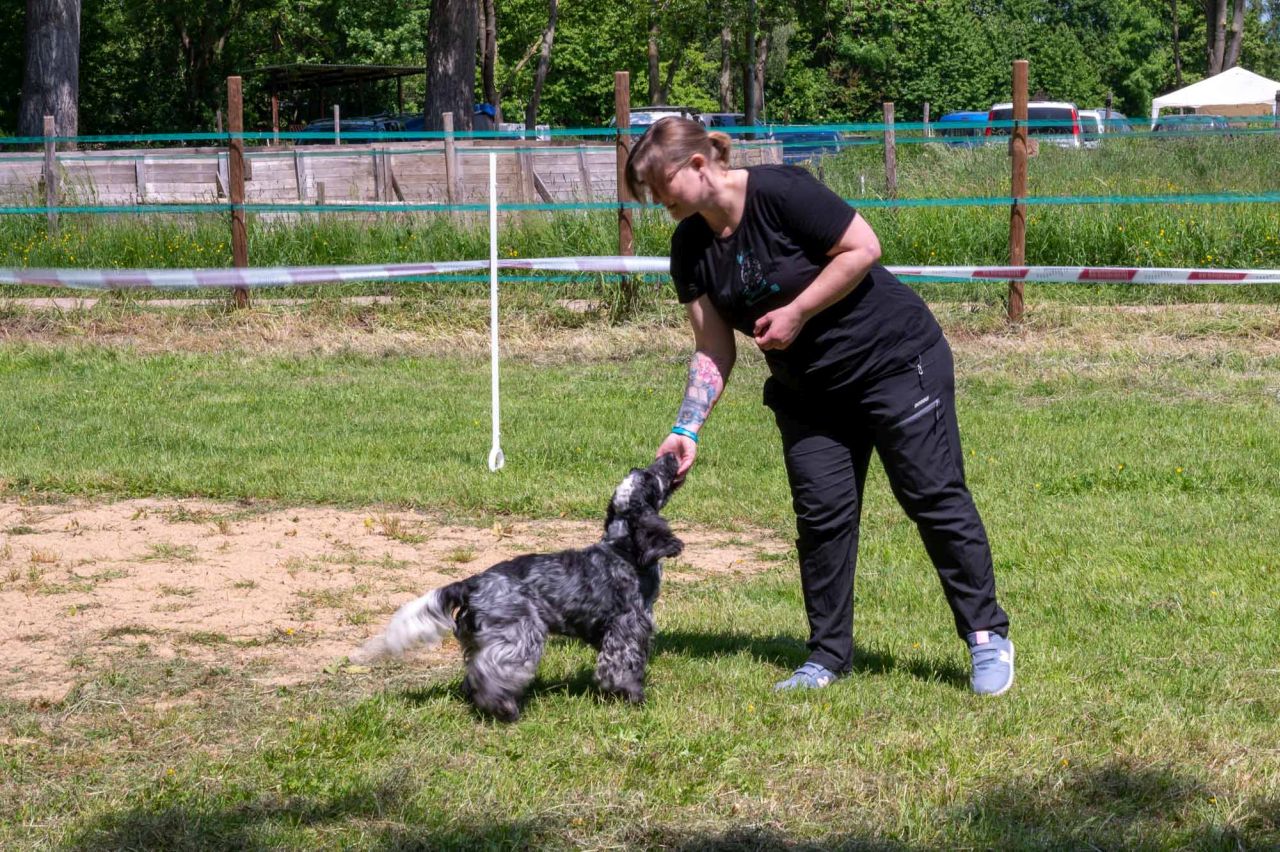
19, 0, 80, 139
719, 21, 733, 111
752, 30, 769, 122
525, 0, 557, 131
481, 0, 499, 120
1171, 0, 1183, 85
1206, 0, 1226, 73
1204, 0, 1245, 74
647, 0, 661, 104
425, 0, 479, 131
659, 42, 685, 106
1222, 0, 1245, 70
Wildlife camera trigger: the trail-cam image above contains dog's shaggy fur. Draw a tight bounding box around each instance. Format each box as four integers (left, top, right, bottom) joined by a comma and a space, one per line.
354, 454, 683, 721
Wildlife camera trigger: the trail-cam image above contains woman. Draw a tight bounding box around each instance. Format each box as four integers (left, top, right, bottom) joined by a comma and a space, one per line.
625, 118, 1013, 695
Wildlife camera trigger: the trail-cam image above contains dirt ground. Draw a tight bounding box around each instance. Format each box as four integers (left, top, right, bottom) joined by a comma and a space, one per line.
0, 497, 788, 705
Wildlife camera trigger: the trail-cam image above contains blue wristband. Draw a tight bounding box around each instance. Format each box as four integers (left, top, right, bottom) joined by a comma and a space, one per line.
671, 425, 699, 443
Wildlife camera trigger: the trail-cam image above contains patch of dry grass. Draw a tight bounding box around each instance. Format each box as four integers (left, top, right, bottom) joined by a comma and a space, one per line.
0, 296, 691, 363
373, 513, 428, 544
142, 543, 199, 563
5, 299, 1278, 375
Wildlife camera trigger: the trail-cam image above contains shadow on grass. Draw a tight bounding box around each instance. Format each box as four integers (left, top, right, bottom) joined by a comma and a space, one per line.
656, 630, 969, 688
958, 759, 1275, 848
378, 630, 967, 722
399, 665, 606, 720
69, 760, 1278, 849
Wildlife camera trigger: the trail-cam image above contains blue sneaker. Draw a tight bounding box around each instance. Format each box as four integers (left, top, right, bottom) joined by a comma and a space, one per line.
774, 661, 838, 691
967, 631, 1015, 696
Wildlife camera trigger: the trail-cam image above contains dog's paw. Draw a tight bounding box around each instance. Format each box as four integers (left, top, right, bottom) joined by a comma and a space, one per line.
598, 683, 645, 704
477, 699, 521, 723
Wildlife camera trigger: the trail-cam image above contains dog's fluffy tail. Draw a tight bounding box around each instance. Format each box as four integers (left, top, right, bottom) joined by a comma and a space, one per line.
353, 583, 463, 663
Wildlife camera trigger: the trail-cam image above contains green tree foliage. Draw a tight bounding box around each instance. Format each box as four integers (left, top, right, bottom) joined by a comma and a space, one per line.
76, 0, 431, 134
7, 0, 1280, 134
1242, 0, 1280, 80
0, 0, 25, 133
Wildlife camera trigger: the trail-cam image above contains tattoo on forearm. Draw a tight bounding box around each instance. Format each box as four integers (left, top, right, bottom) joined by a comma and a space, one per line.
674, 351, 727, 430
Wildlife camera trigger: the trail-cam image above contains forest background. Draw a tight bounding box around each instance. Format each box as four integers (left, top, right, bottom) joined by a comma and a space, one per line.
3, 0, 1280, 137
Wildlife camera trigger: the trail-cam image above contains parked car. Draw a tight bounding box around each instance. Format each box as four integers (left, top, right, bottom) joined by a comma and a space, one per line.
608, 105, 701, 130
700, 112, 747, 128
395, 113, 426, 132
779, 131, 839, 164
1081, 108, 1130, 133
299, 114, 404, 143
1152, 114, 1231, 136
393, 111, 499, 134
986, 101, 1082, 148
1076, 109, 1132, 148
1077, 110, 1104, 148
775, 128, 854, 164
935, 110, 989, 147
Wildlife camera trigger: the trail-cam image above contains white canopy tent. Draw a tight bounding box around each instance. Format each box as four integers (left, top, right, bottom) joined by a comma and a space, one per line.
1150, 67, 1280, 126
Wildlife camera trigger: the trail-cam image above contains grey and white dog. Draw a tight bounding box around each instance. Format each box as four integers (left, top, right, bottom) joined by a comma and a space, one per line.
354, 454, 683, 721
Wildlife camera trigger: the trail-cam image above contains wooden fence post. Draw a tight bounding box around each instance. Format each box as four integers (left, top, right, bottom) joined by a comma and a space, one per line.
576, 146, 593, 201
923, 101, 931, 138
382, 148, 395, 201
333, 104, 341, 145
443, 111, 459, 209
293, 150, 306, 201
42, 115, 58, 235
517, 140, 537, 203
1008, 59, 1029, 322
614, 71, 637, 318
228, 76, 250, 308
883, 102, 897, 200
615, 71, 634, 256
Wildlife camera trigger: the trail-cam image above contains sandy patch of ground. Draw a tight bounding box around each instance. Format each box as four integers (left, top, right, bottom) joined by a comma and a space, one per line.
0, 498, 788, 704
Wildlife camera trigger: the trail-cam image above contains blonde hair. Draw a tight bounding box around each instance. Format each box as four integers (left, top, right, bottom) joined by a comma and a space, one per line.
624, 117, 732, 201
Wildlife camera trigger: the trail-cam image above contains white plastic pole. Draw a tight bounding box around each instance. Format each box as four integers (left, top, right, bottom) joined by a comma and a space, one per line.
487, 152, 505, 472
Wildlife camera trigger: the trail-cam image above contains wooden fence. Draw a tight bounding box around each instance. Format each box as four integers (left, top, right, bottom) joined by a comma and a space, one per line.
0, 138, 781, 211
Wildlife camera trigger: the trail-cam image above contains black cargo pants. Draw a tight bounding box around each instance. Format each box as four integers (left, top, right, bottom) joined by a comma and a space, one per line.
768, 335, 1009, 674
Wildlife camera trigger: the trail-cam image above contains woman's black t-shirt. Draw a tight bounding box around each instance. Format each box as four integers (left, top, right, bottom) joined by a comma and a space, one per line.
670, 164, 942, 394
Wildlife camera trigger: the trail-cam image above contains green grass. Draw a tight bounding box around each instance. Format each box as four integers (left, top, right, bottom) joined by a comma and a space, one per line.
825, 134, 1280, 305
1, 309, 1279, 847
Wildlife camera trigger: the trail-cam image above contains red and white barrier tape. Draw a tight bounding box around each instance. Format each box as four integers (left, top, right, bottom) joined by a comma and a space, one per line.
1, 257, 1278, 291
891, 265, 1280, 284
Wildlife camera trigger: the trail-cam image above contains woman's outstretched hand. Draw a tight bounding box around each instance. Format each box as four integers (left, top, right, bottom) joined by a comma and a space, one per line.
656, 432, 698, 488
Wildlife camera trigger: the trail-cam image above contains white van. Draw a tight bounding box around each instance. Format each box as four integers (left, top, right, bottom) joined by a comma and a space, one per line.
986, 101, 1082, 149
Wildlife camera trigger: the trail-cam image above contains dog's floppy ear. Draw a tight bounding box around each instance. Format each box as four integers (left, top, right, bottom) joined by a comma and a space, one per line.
632, 510, 683, 565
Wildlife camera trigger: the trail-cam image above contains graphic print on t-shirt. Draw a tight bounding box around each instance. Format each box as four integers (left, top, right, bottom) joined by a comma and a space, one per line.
737, 249, 781, 306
